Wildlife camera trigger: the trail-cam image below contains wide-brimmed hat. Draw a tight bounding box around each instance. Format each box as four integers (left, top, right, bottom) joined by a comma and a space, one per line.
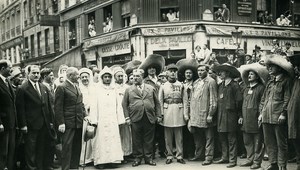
239, 63, 269, 85
213, 63, 241, 78
122, 60, 141, 75
176, 58, 199, 82
138, 54, 165, 77
288, 54, 300, 67
264, 54, 294, 77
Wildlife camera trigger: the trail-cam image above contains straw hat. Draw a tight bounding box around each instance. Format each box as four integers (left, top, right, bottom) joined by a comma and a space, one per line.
213, 63, 241, 78
264, 54, 294, 77
239, 63, 269, 85
176, 58, 199, 82
138, 54, 165, 77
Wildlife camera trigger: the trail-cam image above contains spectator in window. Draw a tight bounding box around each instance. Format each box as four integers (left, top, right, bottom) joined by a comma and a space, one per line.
103, 22, 109, 33
176, 11, 179, 20
106, 13, 113, 31
89, 27, 96, 37
214, 8, 223, 21
222, 4, 230, 22
173, 10, 179, 21
284, 42, 294, 56
167, 9, 176, 22
161, 13, 168, 22
265, 14, 274, 25
257, 12, 265, 24
276, 14, 289, 26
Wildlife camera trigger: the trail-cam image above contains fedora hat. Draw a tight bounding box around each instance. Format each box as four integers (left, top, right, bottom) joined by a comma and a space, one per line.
122, 60, 141, 75
264, 54, 294, 77
138, 54, 165, 77
84, 123, 96, 142
176, 58, 199, 82
288, 54, 300, 67
10, 67, 22, 79
239, 63, 270, 85
213, 63, 241, 78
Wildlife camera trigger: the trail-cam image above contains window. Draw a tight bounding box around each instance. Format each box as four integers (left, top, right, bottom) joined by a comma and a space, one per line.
160, 0, 179, 22
37, 32, 41, 56
256, 0, 272, 24
45, 29, 49, 54
52, 0, 58, 13
87, 12, 96, 37
36, 0, 41, 21
24, 37, 29, 59
30, 35, 35, 57
121, 0, 131, 27
103, 5, 113, 33
54, 26, 59, 52
69, 19, 76, 48
65, 0, 69, 8
28, 0, 32, 17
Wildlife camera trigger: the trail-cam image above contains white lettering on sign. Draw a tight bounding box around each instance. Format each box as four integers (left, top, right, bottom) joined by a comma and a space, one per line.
210, 37, 243, 49
83, 31, 129, 49
146, 35, 193, 48
99, 41, 131, 57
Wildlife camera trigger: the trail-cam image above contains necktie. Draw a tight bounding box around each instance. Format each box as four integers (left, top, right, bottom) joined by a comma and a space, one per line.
34, 83, 41, 96
137, 85, 142, 94
4, 78, 9, 87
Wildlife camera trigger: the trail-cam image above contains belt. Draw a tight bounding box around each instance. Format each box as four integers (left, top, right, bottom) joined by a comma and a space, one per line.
164, 98, 183, 104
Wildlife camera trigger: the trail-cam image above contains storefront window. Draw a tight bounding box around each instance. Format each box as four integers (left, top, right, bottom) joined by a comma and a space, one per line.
153, 49, 185, 65
160, 0, 179, 22
103, 5, 113, 33
102, 55, 132, 68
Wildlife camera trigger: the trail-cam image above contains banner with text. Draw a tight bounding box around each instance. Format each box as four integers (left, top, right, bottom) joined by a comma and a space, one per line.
98, 41, 131, 57
83, 31, 129, 49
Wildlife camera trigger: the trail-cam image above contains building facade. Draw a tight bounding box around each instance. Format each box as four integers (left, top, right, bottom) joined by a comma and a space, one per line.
0, 0, 22, 65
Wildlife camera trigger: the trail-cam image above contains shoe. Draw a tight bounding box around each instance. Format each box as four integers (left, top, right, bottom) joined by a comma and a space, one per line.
266, 163, 279, 170
226, 162, 237, 168
214, 159, 229, 164
240, 161, 252, 167
189, 157, 201, 161
132, 161, 141, 167
240, 153, 247, 159
145, 160, 156, 166
95, 164, 105, 169
250, 164, 261, 169
166, 159, 172, 164
177, 159, 186, 164
202, 160, 212, 166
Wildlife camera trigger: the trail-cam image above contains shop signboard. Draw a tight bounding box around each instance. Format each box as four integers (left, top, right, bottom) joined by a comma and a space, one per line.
209, 37, 245, 49
83, 31, 129, 49
142, 25, 196, 36
98, 41, 131, 57
237, 0, 252, 16
247, 38, 300, 51
146, 35, 193, 48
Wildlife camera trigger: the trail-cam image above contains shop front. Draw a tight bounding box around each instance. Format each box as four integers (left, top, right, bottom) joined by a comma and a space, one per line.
141, 25, 196, 65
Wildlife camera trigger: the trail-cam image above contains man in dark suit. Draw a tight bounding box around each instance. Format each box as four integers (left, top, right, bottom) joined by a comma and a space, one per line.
55, 67, 85, 170
0, 60, 17, 170
15, 65, 55, 170
122, 69, 162, 167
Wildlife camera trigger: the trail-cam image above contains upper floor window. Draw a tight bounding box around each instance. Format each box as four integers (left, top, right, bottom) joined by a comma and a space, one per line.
69, 19, 77, 48
121, 0, 131, 27
160, 0, 179, 22
103, 5, 113, 33
88, 12, 96, 37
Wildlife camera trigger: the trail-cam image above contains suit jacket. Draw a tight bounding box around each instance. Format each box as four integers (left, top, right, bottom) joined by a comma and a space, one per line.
15, 80, 54, 130
55, 80, 85, 129
122, 84, 161, 124
0, 78, 17, 129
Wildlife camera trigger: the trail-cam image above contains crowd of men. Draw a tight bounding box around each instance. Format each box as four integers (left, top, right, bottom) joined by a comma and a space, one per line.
0, 51, 300, 170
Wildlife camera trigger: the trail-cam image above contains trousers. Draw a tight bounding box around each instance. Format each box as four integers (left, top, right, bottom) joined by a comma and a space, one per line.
164, 127, 183, 159
192, 127, 214, 161
243, 131, 264, 165
219, 132, 237, 163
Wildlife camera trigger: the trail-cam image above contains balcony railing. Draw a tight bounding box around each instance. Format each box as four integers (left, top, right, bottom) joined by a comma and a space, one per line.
2, 33, 5, 41
16, 25, 21, 35
6, 31, 10, 39
11, 28, 15, 38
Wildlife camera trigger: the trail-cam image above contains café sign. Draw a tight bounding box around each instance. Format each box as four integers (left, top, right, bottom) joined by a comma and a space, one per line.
99, 41, 131, 57
83, 31, 129, 49
142, 25, 196, 36
205, 25, 300, 38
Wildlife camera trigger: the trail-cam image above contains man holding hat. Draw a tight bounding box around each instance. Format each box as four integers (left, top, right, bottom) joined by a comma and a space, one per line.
259, 54, 294, 170
122, 69, 162, 167
189, 64, 218, 166
159, 64, 186, 164
213, 63, 243, 168
238, 63, 269, 169
287, 54, 300, 170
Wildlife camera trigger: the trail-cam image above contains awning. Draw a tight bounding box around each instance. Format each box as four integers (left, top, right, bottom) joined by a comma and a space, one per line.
43, 45, 83, 76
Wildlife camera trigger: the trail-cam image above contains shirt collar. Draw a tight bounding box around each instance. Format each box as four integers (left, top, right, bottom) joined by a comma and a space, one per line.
224, 78, 232, 86
28, 79, 38, 87
249, 82, 258, 88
